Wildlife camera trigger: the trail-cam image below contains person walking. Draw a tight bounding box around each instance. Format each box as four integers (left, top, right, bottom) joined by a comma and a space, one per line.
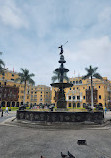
5, 106, 9, 115
105, 107, 107, 114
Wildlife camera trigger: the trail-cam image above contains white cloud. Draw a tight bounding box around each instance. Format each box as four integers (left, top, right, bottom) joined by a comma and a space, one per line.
0, 0, 28, 29
64, 36, 111, 63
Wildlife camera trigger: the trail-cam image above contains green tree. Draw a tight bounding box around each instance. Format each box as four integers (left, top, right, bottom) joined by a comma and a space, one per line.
51, 70, 69, 83
0, 52, 5, 74
82, 65, 102, 108
15, 68, 35, 105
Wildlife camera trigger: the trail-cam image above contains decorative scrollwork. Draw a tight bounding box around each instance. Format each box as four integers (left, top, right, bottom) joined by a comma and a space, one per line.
60, 115, 64, 122
40, 114, 45, 121
65, 115, 70, 121
30, 113, 34, 121
19, 113, 24, 119
52, 114, 56, 122
34, 114, 40, 120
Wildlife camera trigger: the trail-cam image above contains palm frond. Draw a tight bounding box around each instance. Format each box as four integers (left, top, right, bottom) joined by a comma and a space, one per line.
51, 76, 58, 83
0, 59, 5, 66
28, 78, 35, 85
93, 73, 102, 79
82, 73, 91, 80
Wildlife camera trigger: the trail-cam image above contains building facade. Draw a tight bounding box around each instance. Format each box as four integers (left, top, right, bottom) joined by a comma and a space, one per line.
51, 77, 111, 109
30, 85, 51, 106
0, 69, 51, 107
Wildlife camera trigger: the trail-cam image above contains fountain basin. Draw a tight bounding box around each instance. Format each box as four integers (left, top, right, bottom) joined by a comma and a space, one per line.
51, 82, 73, 88
17, 110, 104, 124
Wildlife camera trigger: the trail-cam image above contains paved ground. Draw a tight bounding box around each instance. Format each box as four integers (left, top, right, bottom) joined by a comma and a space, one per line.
0, 111, 111, 158
0, 111, 16, 123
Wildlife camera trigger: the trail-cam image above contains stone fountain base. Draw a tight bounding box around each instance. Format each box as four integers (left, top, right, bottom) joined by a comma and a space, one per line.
17, 110, 104, 124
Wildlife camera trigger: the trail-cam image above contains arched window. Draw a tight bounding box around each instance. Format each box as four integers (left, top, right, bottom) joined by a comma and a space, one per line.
73, 103, 76, 108
73, 96, 75, 100
73, 81, 75, 84
79, 80, 82, 84
77, 102, 80, 108
7, 102, 10, 107
76, 81, 78, 84
69, 103, 71, 107
83, 103, 86, 108
16, 102, 19, 107
12, 102, 15, 107
1, 101, 5, 107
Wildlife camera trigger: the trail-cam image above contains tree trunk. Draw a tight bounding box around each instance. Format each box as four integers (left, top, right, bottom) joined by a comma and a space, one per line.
23, 81, 26, 105
91, 75, 93, 108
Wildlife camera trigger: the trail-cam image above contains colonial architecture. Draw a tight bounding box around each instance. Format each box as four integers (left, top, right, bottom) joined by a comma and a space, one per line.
51, 77, 111, 109
0, 69, 51, 107
30, 85, 51, 106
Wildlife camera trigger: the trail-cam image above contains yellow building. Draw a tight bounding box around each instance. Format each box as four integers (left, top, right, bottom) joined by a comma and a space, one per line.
51, 77, 111, 109
30, 85, 51, 106
0, 69, 51, 107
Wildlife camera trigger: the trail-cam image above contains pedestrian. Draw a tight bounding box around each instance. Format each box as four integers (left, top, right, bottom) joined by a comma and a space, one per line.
105, 107, 107, 114
1, 108, 3, 117
5, 106, 9, 115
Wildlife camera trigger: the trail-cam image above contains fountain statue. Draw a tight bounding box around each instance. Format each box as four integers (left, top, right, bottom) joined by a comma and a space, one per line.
51, 45, 73, 109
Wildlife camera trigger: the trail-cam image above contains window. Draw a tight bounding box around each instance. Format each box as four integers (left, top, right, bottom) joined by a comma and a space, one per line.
73, 103, 76, 108
77, 96, 80, 100
76, 81, 78, 84
31, 91, 33, 94
27, 96, 29, 99
77, 103, 80, 107
70, 88, 71, 90
69, 96, 71, 100
0, 82, 1, 86
69, 103, 71, 107
77, 87, 78, 89
4, 82, 7, 86
41, 91, 42, 93
73, 96, 75, 100
83, 96, 85, 99
99, 95, 101, 99
73, 81, 75, 84
83, 103, 86, 108
2, 72, 5, 76
12, 74, 14, 77
99, 86, 100, 88
35, 92, 37, 94
83, 87, 85, 89
41, 95, 42, 97
70, 81, 72, 84
73, 88, 75, 90
11, 79, 14, 81
79, 80, 82, 84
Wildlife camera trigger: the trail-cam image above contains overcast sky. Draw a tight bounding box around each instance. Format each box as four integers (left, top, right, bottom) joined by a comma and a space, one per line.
0, 0, 111, 86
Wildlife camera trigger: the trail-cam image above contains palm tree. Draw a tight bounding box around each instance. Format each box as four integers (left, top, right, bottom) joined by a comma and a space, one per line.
82, 65, 102, 108
15, 68, 35, 105
51, 70, 69, 83
0, 52, 5, 74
